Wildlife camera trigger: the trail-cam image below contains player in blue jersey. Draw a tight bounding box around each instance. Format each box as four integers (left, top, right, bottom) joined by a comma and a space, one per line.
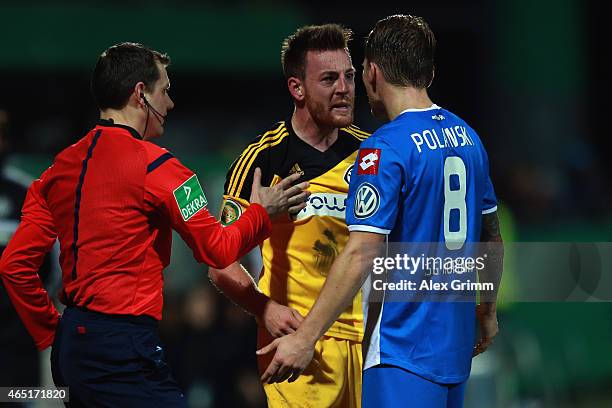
257, 15, 504, 408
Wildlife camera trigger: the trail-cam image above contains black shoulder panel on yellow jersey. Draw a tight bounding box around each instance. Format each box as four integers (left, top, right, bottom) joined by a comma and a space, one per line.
223, 120, 371, 201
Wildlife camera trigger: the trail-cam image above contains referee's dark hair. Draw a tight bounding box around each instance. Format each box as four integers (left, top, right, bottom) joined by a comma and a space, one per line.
91, 42, 170, 110
365, 15, 436, 89
281, 24, 352, 79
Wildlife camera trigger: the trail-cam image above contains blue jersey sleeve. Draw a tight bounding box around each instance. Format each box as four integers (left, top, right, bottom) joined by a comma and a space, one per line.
480, 144, 497, 214
482, 176, 497, 214
346, 136, 404, 234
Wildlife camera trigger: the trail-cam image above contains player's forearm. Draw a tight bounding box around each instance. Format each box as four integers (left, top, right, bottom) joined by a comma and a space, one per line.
209, 262, 269, 318
479, 212, 504, 307
297, 237, 375, 343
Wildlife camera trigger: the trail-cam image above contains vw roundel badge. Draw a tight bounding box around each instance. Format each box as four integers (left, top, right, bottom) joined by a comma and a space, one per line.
354, 182, 380, 219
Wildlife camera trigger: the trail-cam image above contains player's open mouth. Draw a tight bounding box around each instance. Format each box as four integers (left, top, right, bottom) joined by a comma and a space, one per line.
331, 104, 351, 113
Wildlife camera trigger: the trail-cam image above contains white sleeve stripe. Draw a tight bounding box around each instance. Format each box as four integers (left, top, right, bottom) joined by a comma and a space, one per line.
348, 225, 391, 234
482, 205, 498, 214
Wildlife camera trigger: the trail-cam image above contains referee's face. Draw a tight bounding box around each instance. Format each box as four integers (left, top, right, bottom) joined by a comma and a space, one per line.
143, 63, 175, 140
302, 49, 355, 129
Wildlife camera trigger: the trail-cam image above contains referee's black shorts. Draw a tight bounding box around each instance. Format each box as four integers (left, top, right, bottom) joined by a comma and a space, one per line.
51, 306, 186, 407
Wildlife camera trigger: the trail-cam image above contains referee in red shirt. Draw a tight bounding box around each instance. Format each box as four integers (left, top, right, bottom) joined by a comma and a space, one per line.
0, 42, 308, 407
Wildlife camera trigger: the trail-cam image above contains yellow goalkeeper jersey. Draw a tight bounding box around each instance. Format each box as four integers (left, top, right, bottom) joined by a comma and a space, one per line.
221, 119, 369, 341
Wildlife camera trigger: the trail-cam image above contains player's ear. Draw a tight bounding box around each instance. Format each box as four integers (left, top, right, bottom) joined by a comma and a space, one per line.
427, 66, 435, 88
288, 77, 304, 102
134, 82, 147, 107
366, 62, 378, 93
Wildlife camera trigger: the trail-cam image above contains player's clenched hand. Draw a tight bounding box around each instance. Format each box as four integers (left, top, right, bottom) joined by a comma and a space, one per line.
257, 300, 304, 338
257, 332, 314, 384
473, 303, 499, 357
250, 168, 310, 218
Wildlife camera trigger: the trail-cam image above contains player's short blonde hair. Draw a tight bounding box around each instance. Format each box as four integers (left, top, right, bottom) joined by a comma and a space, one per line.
281, 24, 352, 79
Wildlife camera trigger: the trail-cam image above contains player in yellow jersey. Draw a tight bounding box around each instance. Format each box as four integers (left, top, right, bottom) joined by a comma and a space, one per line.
209, 24, 369, 407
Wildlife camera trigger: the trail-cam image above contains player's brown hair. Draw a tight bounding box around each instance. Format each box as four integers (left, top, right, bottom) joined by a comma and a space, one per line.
365, 15, 436, 89
281, 24, 352, 79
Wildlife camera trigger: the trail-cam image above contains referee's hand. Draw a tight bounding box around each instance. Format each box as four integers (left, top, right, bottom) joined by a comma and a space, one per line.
250, 168, 310, 218
258, 299, 304, 338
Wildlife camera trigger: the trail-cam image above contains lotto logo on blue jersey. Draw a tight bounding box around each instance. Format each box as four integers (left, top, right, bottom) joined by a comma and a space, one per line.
358, 149, 381, 175
354, 183, 380, 218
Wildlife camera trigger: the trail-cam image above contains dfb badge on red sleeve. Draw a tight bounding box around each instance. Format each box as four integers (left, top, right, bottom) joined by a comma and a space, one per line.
357, 148, 381, 175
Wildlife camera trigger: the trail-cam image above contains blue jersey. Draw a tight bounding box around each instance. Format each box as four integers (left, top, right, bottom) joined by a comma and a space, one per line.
346, 104, 497, 383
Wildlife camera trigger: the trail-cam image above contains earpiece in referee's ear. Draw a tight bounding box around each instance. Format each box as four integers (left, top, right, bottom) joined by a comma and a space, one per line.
140, 92, 149, 107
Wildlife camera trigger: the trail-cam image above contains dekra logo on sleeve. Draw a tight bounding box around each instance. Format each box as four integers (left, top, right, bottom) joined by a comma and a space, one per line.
173, 175, 208, 221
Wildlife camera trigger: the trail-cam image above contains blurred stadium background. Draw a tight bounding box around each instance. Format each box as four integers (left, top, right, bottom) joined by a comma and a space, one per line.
1, 0, 611, 407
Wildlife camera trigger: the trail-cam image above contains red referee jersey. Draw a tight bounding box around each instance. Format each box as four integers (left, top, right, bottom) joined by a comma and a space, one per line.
0, 120, 271, 349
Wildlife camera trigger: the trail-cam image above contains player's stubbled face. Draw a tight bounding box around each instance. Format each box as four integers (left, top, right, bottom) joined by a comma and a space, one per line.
303, 49, 355, 128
